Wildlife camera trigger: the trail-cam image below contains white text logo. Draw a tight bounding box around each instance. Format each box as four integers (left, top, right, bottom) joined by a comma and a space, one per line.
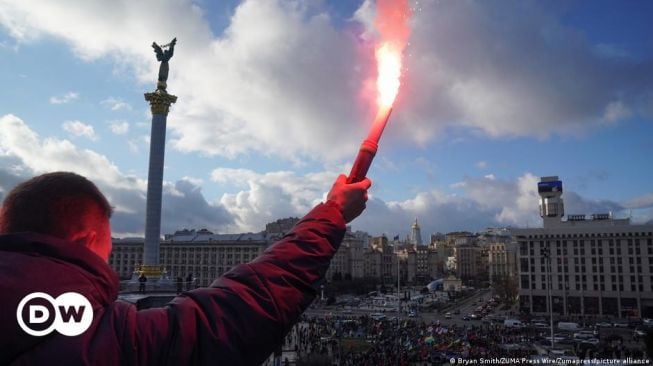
16, 292, 93, 336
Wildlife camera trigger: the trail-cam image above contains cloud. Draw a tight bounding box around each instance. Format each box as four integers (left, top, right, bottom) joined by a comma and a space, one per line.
602, 101, 632, 124
0, 0, 372, 163
49, 91, 78, 104
211, 167, 335, 232
3, 114, 651, 237
101, 97, 132, 111
3, 1, 651, 163
0, 114, 234, 236
354, 173, 645, 238
398, 0, 653, 140
62, 120, 98, 141
108, 120, 129, 135
562, 191, 623, 216
623, 193, 653, 210
476, 161, 488, 170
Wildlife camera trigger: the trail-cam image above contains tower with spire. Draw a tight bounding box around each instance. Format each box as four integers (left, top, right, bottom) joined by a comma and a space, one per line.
410, 218, 422, 246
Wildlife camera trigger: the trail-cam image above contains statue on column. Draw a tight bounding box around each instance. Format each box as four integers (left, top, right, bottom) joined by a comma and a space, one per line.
151, 38, 177, 90
145, 37, 178, 115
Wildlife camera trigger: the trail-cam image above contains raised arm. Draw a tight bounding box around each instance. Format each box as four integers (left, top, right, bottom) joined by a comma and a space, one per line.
123, 175, 370, 365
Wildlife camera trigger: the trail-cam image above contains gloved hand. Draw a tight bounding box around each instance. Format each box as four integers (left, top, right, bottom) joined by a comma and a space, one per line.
326, 174, 372, 223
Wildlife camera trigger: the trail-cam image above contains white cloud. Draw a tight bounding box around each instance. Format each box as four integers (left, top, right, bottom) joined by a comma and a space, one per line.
397, 1, 653, 140
62, 120, 98, 141
625, 193, 653, 210
602, 101, 632, 124
0, 114, 233, 236
101, 97, 132, 111
108, 120, 129, 135
49, 91, 78, 104
211, 167, 335, 232
3, 114, 651, 237
0, 0, 372, 163
3, 0, 651, 163
476, 161, 488, 169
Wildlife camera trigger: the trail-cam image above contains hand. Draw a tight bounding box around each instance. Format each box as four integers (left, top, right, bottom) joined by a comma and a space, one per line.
326, 174, 372, 223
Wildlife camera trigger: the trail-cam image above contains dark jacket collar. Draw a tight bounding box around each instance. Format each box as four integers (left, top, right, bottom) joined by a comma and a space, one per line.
0, 232, 119, 304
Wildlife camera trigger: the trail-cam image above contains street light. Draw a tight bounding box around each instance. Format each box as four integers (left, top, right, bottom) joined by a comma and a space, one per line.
541, 244, 554, 349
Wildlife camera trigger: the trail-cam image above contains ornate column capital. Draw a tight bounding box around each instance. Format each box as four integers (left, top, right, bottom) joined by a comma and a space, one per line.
144, 89, 178, 116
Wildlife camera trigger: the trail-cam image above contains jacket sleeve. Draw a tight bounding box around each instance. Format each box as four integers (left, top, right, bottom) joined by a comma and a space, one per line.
123, 201, 346, 366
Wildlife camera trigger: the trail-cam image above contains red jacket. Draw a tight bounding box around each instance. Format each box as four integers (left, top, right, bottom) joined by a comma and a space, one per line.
0, 201, 345, 365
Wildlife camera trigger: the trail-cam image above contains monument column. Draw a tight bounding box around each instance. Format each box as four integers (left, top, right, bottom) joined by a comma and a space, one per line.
141, 38, 177, 279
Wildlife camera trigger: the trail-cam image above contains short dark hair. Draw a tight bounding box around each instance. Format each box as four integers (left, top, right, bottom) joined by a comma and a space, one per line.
0, 172, 113, 238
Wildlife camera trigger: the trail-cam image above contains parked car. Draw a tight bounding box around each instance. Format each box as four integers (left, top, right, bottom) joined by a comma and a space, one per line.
408, 311, 417, 318
504, 319, 524, 328
531, 322, 549, 329
573, 331, 597, 340
557, 322, 582, 332
633, 328, 648, 340
595, 321, 612, 328
613, 321, 629, 328
444, 312, 452, 319
453, 309, 461, 315
462, 315, 471, 321
580, 338, 600, 346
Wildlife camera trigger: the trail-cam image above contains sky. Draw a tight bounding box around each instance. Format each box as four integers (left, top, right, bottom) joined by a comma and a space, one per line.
0, 0, 652, 239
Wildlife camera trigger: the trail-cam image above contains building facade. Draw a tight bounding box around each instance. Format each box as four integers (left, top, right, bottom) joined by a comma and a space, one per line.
487, 241, 518, 283
514, 176, 653, 318
110, 231, 267, 287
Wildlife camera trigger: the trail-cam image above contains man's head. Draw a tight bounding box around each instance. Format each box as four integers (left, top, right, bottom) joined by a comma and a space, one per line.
0, 172, 113, 261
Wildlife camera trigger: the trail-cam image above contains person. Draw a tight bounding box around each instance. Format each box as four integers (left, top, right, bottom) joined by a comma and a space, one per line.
176, 276, 183, 294
138, 273, 147, 294
0, 171, 370, 365
186, 272, 194, 291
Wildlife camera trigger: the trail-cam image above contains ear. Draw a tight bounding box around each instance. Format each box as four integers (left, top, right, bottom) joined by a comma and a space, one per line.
69, 229, 97, 249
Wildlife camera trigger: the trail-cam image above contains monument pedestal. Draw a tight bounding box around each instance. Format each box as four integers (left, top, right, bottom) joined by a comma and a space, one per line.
125, 264, 174, 292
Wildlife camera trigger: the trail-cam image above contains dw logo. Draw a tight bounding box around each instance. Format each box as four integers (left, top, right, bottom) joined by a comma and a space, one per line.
16, 292, 93, 336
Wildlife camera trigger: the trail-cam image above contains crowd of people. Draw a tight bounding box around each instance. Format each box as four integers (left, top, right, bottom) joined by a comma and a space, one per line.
276, 314, 648, 365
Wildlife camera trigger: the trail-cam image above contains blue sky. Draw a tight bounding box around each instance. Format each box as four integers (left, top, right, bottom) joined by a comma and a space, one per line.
0, 0, 652, 239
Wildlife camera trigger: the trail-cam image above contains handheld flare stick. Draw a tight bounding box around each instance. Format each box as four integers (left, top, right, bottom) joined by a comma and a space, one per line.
346, 106, 393, 183
346, 42, 401, 184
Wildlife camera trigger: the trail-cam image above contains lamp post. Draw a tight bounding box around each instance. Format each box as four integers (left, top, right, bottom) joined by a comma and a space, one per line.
397, 250, 401, 314
541, 244, 554, 349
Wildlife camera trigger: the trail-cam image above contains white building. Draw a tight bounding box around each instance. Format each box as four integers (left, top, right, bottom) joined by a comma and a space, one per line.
110, 230, 267, 287
514, 176, 653, 318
